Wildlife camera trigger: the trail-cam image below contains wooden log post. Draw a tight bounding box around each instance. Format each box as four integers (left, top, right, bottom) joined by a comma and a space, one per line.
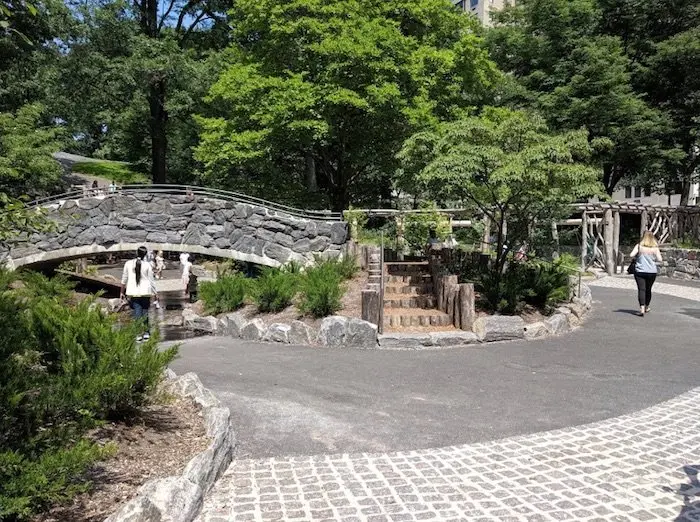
442, 275, 458, 312
603, 208, 614, 275
581, 211, 588, 270
361, 289, 381, 326
640, 210, 648, 237
458, 283, 476, 331
613, 210, 620, 274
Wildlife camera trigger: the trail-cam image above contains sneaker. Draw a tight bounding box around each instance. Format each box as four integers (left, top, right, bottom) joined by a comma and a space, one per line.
136, 334, 144, 342
142, 332, 150, 341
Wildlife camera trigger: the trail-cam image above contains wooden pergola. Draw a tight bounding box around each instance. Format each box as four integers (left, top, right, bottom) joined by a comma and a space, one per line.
571, 203, 700, 274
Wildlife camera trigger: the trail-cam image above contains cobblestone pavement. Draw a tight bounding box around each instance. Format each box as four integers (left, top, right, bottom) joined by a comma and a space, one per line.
589, 274, 700, 302
198, 386, 700, 522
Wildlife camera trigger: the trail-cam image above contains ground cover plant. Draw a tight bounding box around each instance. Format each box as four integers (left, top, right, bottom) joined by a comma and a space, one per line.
71, 161, 148, 185
199, 272, 249, 314
253, 267, 298, 313
0, 270, 177, 521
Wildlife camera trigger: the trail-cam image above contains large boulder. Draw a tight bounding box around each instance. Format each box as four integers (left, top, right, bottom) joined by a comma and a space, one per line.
183, 311, 218, 333
221, 312, 247, 338
345, 318, 378, 348
523, 321, 549, 340
472, 315, 525, 342
240, 318, 265, 341
544, 313, 570, 335
288, 320, 315, 345
263, 323, 291, 343
317, 316, 350, 347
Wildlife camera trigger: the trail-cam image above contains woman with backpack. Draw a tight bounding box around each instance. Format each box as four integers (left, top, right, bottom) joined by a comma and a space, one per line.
120, 246, 158, 341
629, 231, 663, 317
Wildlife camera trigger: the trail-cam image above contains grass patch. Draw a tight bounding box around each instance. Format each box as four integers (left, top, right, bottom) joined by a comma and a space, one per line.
72, 161, 148, 185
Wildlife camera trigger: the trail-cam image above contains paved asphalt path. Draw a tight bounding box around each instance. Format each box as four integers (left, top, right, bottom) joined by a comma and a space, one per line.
170, 285, 700, 460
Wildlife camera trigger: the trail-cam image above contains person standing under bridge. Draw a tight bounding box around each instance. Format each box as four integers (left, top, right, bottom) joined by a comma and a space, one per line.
120, 246, 158, 341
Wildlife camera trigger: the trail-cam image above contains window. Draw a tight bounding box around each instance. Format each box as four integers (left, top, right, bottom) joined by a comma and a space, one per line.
625, 186, 632, 199
470, 0, 478, 8
644, 187, 651, 197
455, 0, 466, 9
634, 187, 642, 198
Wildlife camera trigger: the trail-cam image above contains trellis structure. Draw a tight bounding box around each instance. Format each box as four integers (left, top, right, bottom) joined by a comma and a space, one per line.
574, 203, 700, 274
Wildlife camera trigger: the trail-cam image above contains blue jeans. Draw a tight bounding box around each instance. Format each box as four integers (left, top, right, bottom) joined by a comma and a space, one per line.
129, 296, 151, 331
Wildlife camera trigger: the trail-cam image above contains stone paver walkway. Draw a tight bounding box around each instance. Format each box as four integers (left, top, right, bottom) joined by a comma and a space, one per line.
588, 274, 700, 302
199, 387, 700, 521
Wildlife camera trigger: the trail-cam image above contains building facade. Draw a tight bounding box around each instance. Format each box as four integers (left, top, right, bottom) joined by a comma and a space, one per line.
610, 183, 699, 206
453, 0, 509, 26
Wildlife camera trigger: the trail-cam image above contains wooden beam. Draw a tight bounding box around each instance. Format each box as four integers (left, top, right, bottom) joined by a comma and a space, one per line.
613, 210, 620, 274
603, 208, 614, 275
581, 211, 588, 270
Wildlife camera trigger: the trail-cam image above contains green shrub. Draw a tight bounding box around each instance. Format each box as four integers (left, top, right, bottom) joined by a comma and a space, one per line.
0, 270, 177, 520
199, 273, 249, 314
475, 258, 571, 315
313, 255, 359, 280
281, 260, 303, 275
298, 264, 344, 318
253, 267, 298, 313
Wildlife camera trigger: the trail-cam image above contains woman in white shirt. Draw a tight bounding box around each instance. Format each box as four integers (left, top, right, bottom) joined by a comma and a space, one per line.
120, 246, 158, 341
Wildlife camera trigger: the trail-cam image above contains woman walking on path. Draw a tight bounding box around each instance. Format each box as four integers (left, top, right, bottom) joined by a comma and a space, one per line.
629, 231, 663, 316
120, 246, 158, 341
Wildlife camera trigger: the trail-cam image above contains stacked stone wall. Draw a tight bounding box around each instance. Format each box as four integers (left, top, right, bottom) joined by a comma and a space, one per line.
658, 248, 700, 280
5, 194, 348, 268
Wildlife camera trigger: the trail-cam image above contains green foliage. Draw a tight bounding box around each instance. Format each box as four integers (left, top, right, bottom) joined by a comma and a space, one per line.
0, 104, 64, 198
475, 258, 572, 314
253, 267, 298, 313
0, 270, 177, 520
196, 0, 498, 210
314, 255, 359, 281
0, 193, 54, 243
402, 209, 451, 253
401, 107, 603, 278
298, 263, 345, 318
71, 161, 148, 185
199, 273, 249, 314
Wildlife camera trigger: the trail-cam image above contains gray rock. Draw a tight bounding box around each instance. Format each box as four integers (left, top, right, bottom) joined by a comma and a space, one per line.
330, 222, 348, 244
309, 236, 330, 251
137, 213, 170, 227
137, 476, 202, 522
263, 243, 292, 263
167, 216, 190, 230
184, 312, 219, 333
263, 323, 291, 343
318, 316, 350, 347
274, 232, 294, 248
292, 238, 311, 253
523, 321, 549, 340
118, 217, 144, 229
378, 333, 432, 349
544, 313, 570, 335
103, 495, 161, 522
261, 220, 287, 232
77, 197, 102, 210
240, 319, 265, 341
75, 227, 96, 245
171, 203, 195, 216
121, 230, 148, 243
183, 223, 213, 247
214, 237, 230, 249
288, 320, 315, 345
146, 232, 169, 243
345, 318, 378, 348
472, 315, 525, 342
429, 331, 480, 347
191, 210, 215, 224
205, 225, 225, 237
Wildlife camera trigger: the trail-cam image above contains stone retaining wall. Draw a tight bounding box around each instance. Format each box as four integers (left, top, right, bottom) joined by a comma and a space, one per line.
182, 281, 593, 350
5, 194, 348, 268
105, 370, 235, 522
658, 247, 700, 280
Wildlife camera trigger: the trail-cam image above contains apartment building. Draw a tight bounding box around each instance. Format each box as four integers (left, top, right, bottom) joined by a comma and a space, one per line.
453, 0, 509, 26
611, 183, 699, 206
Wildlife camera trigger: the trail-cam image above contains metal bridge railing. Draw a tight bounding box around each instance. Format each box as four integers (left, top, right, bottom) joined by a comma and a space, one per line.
26, 184, 344, 221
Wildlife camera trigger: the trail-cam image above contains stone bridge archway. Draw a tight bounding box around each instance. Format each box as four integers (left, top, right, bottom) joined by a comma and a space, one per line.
4, 188, 348, 269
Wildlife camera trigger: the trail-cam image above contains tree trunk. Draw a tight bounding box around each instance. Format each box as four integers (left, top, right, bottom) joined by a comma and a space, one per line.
149, 79, 168, 184
305, 152, 317, 192
680, 178, 691, 206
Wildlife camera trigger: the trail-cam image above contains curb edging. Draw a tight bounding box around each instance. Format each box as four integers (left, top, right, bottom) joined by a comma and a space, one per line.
104, 369, 235, 522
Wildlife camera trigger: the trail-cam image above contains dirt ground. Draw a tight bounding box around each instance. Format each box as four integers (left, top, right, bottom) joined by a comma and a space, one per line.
33, 394, 208, 522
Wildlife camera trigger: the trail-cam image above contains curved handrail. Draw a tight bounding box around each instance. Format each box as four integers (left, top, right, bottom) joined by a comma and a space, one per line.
27, 184, 343, 221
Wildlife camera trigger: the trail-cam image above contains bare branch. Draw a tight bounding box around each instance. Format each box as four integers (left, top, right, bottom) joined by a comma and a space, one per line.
158, 0, 177, 31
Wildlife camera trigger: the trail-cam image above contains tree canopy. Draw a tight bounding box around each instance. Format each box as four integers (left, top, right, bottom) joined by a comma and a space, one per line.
195, 0, 498, 211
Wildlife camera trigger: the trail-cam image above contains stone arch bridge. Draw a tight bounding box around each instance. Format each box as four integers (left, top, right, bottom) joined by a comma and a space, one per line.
3, 186, 348, 269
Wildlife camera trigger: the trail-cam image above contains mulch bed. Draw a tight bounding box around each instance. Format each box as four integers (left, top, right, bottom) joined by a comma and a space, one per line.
33, 394, 208, 522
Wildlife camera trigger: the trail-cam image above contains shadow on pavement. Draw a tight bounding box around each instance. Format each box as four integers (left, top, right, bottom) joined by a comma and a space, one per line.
680, 308, 700, 320
613, 308, 642, 316
668, 465, 700, 521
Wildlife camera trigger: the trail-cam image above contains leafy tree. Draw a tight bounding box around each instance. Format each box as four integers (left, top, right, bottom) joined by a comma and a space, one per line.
400, 107, 602, 282
487, 0, 673, 195
0, 103, 64, 197
196, 0, 498, 211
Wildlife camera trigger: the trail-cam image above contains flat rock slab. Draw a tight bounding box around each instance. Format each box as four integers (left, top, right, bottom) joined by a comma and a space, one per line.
472, 315, 525, 342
